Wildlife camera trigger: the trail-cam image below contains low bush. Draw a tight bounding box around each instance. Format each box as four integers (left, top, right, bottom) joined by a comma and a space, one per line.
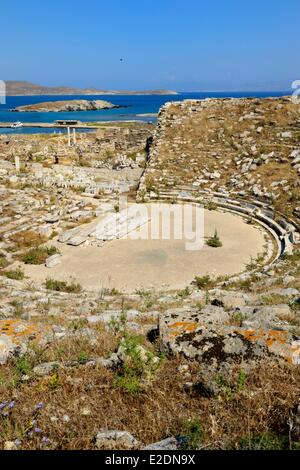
2, 268, 25, 280
179, 420, 204, 450
45, 278, 82, 293
238, 432, 296, 450
21, 246, 59, 265
206, 230, 223, 248
0, 254, 9, 269
114, 334, 162, 395
194, 275, 213, 289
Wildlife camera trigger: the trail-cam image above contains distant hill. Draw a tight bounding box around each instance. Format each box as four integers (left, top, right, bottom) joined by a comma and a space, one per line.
5, 81, 178, 96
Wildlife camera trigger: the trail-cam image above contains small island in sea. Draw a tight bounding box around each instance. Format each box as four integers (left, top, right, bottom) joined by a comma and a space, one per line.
12, 99, 122, 113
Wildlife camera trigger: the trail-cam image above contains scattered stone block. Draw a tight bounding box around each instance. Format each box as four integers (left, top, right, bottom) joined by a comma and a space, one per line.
67, 236, 87, 246
33, 362, 60, 377
44, 214, 60, 224
143, 437, 178, 450
45, 254, 62, 268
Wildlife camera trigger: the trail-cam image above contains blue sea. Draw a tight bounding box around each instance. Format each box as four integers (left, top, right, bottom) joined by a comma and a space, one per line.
0, 92, 289, 134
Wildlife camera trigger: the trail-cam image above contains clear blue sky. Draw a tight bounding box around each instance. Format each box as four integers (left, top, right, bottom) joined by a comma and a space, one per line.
1, 0, 299, 91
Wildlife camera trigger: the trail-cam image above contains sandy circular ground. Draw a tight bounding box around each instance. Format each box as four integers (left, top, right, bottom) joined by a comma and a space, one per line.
23, 205, 267, 292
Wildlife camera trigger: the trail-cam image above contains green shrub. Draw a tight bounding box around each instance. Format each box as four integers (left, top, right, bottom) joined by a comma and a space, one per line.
9, 300, 24, 317
114, 335, 145, 394
45, 278, 82, 293
68, 318, 88, 331
49, 372, 60, 390
115, 375, 141, 394
77, 351, 89, 364
109, 288, 122, 296
0, 254, 9, 269
237, 369, 247, 392
215, 374, 233, 399
14, 357, 32, 376
206, 229, 222, 248
177, 287, 191, 298
230, 311, 246, 327
215, 370, 247, 398
194, 275, 213, 289
21, 246, 59, 265
238, 433, 287, 450
121, 335, 145, 375
2, 268, 25, 280
108, 313, 127, 333
205, 201, 218, 211
179, 420, 204, 450
114, 334, 162, 395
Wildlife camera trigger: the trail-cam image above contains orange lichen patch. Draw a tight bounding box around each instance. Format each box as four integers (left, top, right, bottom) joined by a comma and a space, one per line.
289, 344, 300, 365
233, 327, 298, 363
233, 328, 265, 343
0, 319, 47, 345
168, 321, 198, 337
233, 328, 289, 346
265, 330, 289, 348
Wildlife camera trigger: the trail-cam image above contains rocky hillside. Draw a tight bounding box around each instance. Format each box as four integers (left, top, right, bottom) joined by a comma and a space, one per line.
139, 97, 300, 219
12, 99, 121, 112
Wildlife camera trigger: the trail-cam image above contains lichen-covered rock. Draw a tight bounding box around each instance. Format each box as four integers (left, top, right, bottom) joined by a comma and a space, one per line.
0, 319, 51, 364
95, 430, 140, 449
159, 308, 300, 365
0, 334, 18, 365
143, 437, 178, 450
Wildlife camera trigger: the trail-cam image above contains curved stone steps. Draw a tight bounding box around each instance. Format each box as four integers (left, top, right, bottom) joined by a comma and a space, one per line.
144, 189, 298, 268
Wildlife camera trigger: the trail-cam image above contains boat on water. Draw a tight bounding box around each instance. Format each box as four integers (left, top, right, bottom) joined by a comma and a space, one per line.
11, 121, 23, 128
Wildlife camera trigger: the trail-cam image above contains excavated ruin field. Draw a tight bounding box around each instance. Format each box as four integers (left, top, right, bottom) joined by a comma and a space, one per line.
0, 99, 300, 450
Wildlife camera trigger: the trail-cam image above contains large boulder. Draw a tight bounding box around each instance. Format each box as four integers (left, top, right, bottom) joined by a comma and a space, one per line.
159, 308, 300, 365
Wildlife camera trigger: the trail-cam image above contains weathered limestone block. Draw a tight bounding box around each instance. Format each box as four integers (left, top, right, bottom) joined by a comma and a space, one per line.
58, 228, 81, 243
37, 225, 53, 238
45, 254, 62, 268
67, 236, 87, 246
44, 214, 60, 224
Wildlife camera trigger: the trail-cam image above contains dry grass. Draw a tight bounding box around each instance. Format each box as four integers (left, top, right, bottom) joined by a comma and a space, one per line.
1, 324, 300, 451
9, 230, 47, 252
